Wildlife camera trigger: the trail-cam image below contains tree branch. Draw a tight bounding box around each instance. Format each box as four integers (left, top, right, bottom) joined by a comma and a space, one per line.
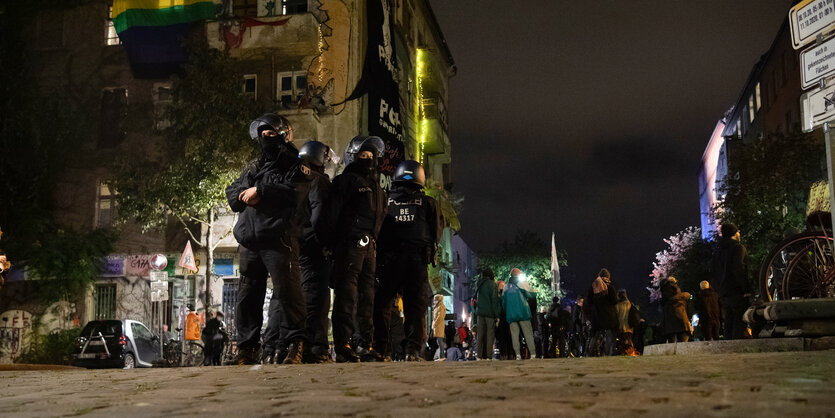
210, 214, 238, 252
171, 211, 204, 247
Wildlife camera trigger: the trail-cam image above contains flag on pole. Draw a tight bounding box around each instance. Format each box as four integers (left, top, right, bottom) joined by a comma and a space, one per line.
178, 240, 197, 272
551, 233, 561, 293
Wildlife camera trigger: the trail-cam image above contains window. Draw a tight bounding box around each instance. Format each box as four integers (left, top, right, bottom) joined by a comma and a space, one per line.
154, 83, 172, 130
99, 88, 128, 148
748, 96, 755, 123
736, 119, 742, 139
282, 0, 308, 14
232, 0, 258, 17
755, 82, 761, 111
94, 284, 117, 320
35, 9, 64, 49
105, 3, 120, 46
131, 322, 153, 340
243, 74, 257, 100
276, 71, 307, 108
96, 181, 117, 228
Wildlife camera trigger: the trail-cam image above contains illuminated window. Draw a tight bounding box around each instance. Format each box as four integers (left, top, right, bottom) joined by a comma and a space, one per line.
105, 3, 120, 46
755, 82, 761, 111
96, 181, 117, 228
276, 71, 307, 108
748, 96, 755, 123
736, 119, 742, 139
154, 83, 172, 131
243, 74, 257, 100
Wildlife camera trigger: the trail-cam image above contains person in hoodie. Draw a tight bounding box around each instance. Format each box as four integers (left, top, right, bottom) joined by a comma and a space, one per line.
328, 136, 387, 362
697, 280, 721, 341
472, 268, 501, 360
261, 141, 335, 364
585, 268, 618, 356
712, 223, 750, 340
373, 160, 441, 362
224, 113, 309, 365
502, 268, 538, 360
661, 277, 692, 343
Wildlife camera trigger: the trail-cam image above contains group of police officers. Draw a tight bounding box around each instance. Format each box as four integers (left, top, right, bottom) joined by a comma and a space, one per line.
224, 113, 442, 365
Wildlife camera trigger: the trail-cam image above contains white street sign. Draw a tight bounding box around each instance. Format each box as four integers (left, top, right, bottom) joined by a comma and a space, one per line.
800, 80, 835, 132
149, 270, 168, 282
150, 280, 169, 302
801, 35, 835, 89
790, 0, 835, 50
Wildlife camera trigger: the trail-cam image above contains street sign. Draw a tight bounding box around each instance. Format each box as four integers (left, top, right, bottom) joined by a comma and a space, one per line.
149, 270, 168, 282
150, 280, 169, 302
178, 241, 197, 272
801, 35, 835, 89
799, 80, 835, 132
790, 0, 835, 50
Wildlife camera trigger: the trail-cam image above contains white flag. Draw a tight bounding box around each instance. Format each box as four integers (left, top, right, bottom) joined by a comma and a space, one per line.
551, 233, 561, 292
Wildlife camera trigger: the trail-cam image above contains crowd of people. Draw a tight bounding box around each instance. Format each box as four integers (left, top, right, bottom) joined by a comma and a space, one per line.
210, 113, 753, 366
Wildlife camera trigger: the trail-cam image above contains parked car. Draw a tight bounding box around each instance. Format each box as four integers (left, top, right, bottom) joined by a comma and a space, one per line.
70, 319, 161, 369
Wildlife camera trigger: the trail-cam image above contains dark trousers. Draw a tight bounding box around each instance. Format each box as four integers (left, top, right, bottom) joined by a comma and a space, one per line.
703, 320, 720, 341
373, 252, 429, 355
721, 295, 748, 340
262, 292, 286, 352
300, 242, 332, 353
331, 242, 376, 348
235, 242, 306, 350
551, 325, 567, 357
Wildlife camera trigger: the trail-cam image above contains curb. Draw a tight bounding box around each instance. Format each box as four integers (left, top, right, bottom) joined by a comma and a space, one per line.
644, 336, 835, 356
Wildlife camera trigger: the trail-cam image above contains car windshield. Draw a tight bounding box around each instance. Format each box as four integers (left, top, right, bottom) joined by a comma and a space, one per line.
80, 320, 121, 338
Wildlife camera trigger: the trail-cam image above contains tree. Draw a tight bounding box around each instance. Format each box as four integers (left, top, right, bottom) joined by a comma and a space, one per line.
111, 46, 259, 308
480, 230, 568, 309
0, 2, 116, 302
647, 227, 714, 303
713, 132, 826, 295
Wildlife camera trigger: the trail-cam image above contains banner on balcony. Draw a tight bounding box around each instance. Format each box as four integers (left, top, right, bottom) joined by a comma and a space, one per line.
339, 0, 403, 176
113, 0, 216, 78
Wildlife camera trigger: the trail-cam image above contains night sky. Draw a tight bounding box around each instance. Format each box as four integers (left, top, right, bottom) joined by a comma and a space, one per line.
428, 1, 791, 298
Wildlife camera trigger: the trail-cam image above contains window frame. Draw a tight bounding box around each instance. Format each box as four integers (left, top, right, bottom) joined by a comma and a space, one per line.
105, 3, 121, 46
243, 74, 257, 100
276, 71, 308, 109
95, 180, 116, 228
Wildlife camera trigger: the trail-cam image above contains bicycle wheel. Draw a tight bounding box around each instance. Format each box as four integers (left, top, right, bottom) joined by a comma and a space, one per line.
163, 342, 181, 367
759, 232, 834, 302
782, 236, 835, 299
185, 341, 204, 367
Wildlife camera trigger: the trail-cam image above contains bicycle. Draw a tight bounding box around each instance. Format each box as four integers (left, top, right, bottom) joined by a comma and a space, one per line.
758, 181, 835, 301
162, 330, 204, 367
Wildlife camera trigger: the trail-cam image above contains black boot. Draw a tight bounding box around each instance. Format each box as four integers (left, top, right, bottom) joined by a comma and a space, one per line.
357, 346, 384, 362
335, 344, 360, 363
283, 340, 305, 365
225, 345, 259, 366
261, 348, 274, 365
274, 348, 288, 364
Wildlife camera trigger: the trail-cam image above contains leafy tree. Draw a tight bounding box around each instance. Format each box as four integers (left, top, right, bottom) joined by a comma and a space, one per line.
0, 1, 116, 301
479, 230, 568, 309
111, 46, 259, 308
713, 132, 826, 295
648, 227, 714, 302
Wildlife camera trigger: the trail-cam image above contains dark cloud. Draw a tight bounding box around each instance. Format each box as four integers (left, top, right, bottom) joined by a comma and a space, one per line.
430, 0, 790, 296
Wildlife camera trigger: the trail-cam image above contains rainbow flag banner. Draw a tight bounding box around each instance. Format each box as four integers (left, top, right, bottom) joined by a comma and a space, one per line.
113, 0, 216, 78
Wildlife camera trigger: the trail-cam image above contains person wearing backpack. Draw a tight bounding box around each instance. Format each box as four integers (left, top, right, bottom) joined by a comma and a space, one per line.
502, 268, 538, 360
472, 268, 501, 360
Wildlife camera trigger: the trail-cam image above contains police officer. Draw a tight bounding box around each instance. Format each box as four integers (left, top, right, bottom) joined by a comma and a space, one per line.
373, 160, 441, 361
261, 141, 334, 363
328, 136, 387, 362
225, 113, 308, 365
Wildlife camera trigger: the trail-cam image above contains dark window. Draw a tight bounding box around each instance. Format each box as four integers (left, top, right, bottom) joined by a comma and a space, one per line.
80, 320, 121, 337
99, 88, 128, 148
94, 284, 117, 320
96, 181, 116, 228
233, 0, 258, 17
244, 77, 256, 93
281, 76, 293, 91
282, 0, 308, 14
295, 75, 307, 90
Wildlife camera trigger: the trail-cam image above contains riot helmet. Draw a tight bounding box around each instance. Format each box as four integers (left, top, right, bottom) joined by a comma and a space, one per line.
393, 160, 425, 186
249, 113, 292, 142
342, 136, 384, 166
298, 140, 331, 167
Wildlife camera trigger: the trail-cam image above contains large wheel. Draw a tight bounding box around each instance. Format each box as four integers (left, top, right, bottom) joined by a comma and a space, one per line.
185, 341, 204, 367
759, 232, 834, 302
782, 236, 835, 299
123, 353, 135, 369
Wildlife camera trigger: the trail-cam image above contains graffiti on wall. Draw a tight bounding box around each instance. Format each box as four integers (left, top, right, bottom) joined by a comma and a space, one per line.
0, 310, 33, 364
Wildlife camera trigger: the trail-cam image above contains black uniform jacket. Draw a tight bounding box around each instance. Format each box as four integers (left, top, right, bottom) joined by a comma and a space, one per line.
326, 162, 387, 245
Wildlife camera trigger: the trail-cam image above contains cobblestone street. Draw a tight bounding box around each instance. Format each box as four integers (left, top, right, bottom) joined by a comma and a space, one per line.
1, 350, 834, 417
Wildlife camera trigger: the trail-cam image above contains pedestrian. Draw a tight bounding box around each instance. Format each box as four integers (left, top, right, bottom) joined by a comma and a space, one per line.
445, 320, 457, 350
472, 267, 500, 360
585, 268, 618, 356
432, 294, 446, 361
569, 297, 587, 357
225, 113, 309, 365
502, 268, 538, 360
615, 289, 640, 355
661, 277, 692, 343
373, 160, 442, 362
328, 136, 387, 362
712, 223, 750, 340
496, 280, 512, 359
537, 308, 550, 358
446, 343, 465, 361
548, 297, 569, 358
697, 280, 721, 341
202, 311, 227, 366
